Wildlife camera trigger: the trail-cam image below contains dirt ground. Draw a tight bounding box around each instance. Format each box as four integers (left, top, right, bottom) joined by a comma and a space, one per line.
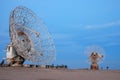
0, 67, 120, 80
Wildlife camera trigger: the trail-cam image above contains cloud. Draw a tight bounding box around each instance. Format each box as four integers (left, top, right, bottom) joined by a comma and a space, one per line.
84, 21, 120, 30
81, 32, 120, 41
80, 32, 120, 47
105, 42, 120, 46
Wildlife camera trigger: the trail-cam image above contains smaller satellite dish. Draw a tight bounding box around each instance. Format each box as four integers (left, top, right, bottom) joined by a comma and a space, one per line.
84, 45, 105, 70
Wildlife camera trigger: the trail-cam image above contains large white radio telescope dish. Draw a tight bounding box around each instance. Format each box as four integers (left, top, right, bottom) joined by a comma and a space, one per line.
9, 6, 56, 64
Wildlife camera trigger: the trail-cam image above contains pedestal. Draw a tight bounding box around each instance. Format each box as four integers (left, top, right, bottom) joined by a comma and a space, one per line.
90, 63, 99, 70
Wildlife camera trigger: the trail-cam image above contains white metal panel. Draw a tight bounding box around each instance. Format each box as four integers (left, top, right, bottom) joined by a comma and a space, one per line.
6, 45, 16, 58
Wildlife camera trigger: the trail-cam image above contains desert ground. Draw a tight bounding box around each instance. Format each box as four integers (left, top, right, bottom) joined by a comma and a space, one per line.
0, 67, 120, 80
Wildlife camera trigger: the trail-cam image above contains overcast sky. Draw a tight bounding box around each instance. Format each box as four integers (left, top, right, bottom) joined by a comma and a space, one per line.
0, 0, 120, 69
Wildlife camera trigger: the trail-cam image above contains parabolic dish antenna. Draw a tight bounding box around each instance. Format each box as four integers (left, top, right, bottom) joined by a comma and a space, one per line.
9, 6, 56, 65
84, 45, 105, 70
84, 45, 105, 64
